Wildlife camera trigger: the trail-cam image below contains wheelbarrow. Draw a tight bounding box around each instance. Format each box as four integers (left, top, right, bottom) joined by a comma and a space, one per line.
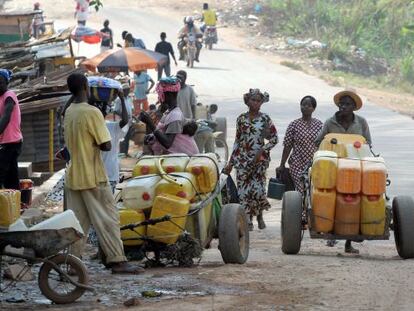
0, 228, 93, 304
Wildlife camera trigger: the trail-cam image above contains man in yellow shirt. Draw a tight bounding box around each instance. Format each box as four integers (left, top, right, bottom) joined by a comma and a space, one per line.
64, 73, 143, 274
202, 3, 217, 27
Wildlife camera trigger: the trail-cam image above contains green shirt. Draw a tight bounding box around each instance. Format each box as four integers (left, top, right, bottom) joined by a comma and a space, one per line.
315, 112, 372, 146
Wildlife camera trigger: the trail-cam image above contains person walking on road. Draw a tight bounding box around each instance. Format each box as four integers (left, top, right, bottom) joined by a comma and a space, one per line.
132, 70, 154, 115
224, 89, 278, 231
74, 0, 89, 26
100, 19, 113, 52
155, 32, 178, 80
125, 33, 146, 49
176, 70, 196, 120
0, 69, 22, 190
64, 73, 143, 274
316, 89, 372, 254
277, 96, 323, 194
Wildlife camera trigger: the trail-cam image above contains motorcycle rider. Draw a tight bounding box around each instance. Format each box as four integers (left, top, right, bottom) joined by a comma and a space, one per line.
178, 16, 203, 62
201, 3, 217, 32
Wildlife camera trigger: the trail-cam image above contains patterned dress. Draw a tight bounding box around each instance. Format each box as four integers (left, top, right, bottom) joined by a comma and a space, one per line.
283, 118, 323, 193
229, 112, 278, 216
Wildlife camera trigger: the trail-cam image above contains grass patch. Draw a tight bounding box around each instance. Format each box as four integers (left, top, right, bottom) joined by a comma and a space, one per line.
280, 60, 303, 71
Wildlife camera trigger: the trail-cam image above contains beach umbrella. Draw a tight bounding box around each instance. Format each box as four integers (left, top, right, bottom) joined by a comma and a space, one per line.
81, 47, 167, 72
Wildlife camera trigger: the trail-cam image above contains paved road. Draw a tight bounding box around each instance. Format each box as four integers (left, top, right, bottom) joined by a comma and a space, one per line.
86, 5, 414, 197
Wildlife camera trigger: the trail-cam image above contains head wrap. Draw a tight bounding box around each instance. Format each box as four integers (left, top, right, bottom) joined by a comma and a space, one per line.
243, 88, 269, 105
155, 76, 181, 102
0, 69, 12, 83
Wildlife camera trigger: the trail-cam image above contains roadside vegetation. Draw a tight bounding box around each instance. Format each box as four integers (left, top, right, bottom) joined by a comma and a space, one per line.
262, 0, 414, 93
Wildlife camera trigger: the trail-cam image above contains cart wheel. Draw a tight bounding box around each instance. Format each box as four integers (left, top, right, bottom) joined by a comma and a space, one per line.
393, 196, 414, 259
218, 204, 249, 264
281, 191, 303, 255
38, 254, 88, 304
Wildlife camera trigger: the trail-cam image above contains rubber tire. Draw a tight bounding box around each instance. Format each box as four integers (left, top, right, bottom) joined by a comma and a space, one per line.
219, 204, 249, 264
215, 117, 227, 143
393, 196, 414, 259
38, 254, 89, 304
281, 191, 303, 255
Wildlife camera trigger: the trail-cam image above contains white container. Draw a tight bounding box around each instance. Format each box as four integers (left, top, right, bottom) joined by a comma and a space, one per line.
29, 210, 84, 235
122, 175, 162, 210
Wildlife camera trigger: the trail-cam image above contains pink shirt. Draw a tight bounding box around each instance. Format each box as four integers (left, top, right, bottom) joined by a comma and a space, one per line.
0, 90, 22, 144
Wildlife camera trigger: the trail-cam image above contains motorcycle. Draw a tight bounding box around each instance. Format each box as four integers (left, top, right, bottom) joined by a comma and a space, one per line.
184, 33, 198, 68
203, 26, 218, 50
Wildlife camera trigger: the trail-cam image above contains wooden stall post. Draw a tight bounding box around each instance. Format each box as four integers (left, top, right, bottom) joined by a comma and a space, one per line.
49, 108, 54, 173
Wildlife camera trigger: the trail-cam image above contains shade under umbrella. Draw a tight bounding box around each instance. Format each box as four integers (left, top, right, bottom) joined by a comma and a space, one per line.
81, 47, 168, 72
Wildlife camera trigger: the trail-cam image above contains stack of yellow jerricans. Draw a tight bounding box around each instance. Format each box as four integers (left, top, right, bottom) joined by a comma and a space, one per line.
311, 134, 387, 236
121, 154, 218, 245
0, 189, 21, 228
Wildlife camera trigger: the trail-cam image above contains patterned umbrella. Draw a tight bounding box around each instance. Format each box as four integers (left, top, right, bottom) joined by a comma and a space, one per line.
81, 47, 168, 72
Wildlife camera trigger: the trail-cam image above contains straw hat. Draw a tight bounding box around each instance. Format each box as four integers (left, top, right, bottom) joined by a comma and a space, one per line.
333, 89, 363, 111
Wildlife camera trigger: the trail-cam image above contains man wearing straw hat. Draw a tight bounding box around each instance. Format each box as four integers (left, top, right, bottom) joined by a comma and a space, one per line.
316, 89, 372, 254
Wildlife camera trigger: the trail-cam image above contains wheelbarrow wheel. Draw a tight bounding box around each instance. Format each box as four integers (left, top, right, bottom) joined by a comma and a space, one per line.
393, 196, 414, 259
38, 254, 89, 304
218, 204, 249, 264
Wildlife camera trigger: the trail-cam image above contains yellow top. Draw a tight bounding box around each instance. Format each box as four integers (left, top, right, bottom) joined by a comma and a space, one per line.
203, 9, 217, 26
64, 103, 111, 190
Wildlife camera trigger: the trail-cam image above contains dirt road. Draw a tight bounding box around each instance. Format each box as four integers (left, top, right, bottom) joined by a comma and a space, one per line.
2, 1, 414, 310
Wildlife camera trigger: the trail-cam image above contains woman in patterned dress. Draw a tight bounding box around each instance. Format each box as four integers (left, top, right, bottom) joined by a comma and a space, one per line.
277, 96, 323, 194
224, 89, 278, 230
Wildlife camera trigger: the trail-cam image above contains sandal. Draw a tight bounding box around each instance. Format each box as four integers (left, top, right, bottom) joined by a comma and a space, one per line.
111, 262, 145, 274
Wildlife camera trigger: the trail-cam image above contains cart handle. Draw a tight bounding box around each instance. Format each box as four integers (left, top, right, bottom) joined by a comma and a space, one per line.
156, 158, 182, 186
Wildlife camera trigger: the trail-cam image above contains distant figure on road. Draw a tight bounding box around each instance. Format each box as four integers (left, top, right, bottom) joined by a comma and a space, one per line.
201, 2, 218, 32
316, 89, 372, 254
155, 32, 178, 80
0, 69, 22, 190
32, 2, 45, 38
125, 33, 146, 49
74, 0, 89, 26
224, 89, 278, 231
176, 70, 196, 120
100, 19, 113, 52
277, 96, 323, 194
132, 70, 155, 115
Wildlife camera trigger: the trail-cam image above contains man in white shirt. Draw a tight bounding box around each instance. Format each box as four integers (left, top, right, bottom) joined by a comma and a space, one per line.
176, 70, 196, 120
74, 0, 89, 26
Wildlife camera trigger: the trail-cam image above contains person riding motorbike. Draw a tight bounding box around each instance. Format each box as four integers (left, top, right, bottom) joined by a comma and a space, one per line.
200, 3, 218, 36
178, 16, 203, 62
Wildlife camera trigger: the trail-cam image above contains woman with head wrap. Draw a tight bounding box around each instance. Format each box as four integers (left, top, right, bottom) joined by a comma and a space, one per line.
224, 89, 278, 230
139, 76, 199, 156
0, 69, 23, 190
277, 96, 323, 194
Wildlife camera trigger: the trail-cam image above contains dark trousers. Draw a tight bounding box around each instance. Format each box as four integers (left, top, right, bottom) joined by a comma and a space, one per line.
0, 141, 22, 190
157, 63, 171, 80
119, 126, 134, 155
